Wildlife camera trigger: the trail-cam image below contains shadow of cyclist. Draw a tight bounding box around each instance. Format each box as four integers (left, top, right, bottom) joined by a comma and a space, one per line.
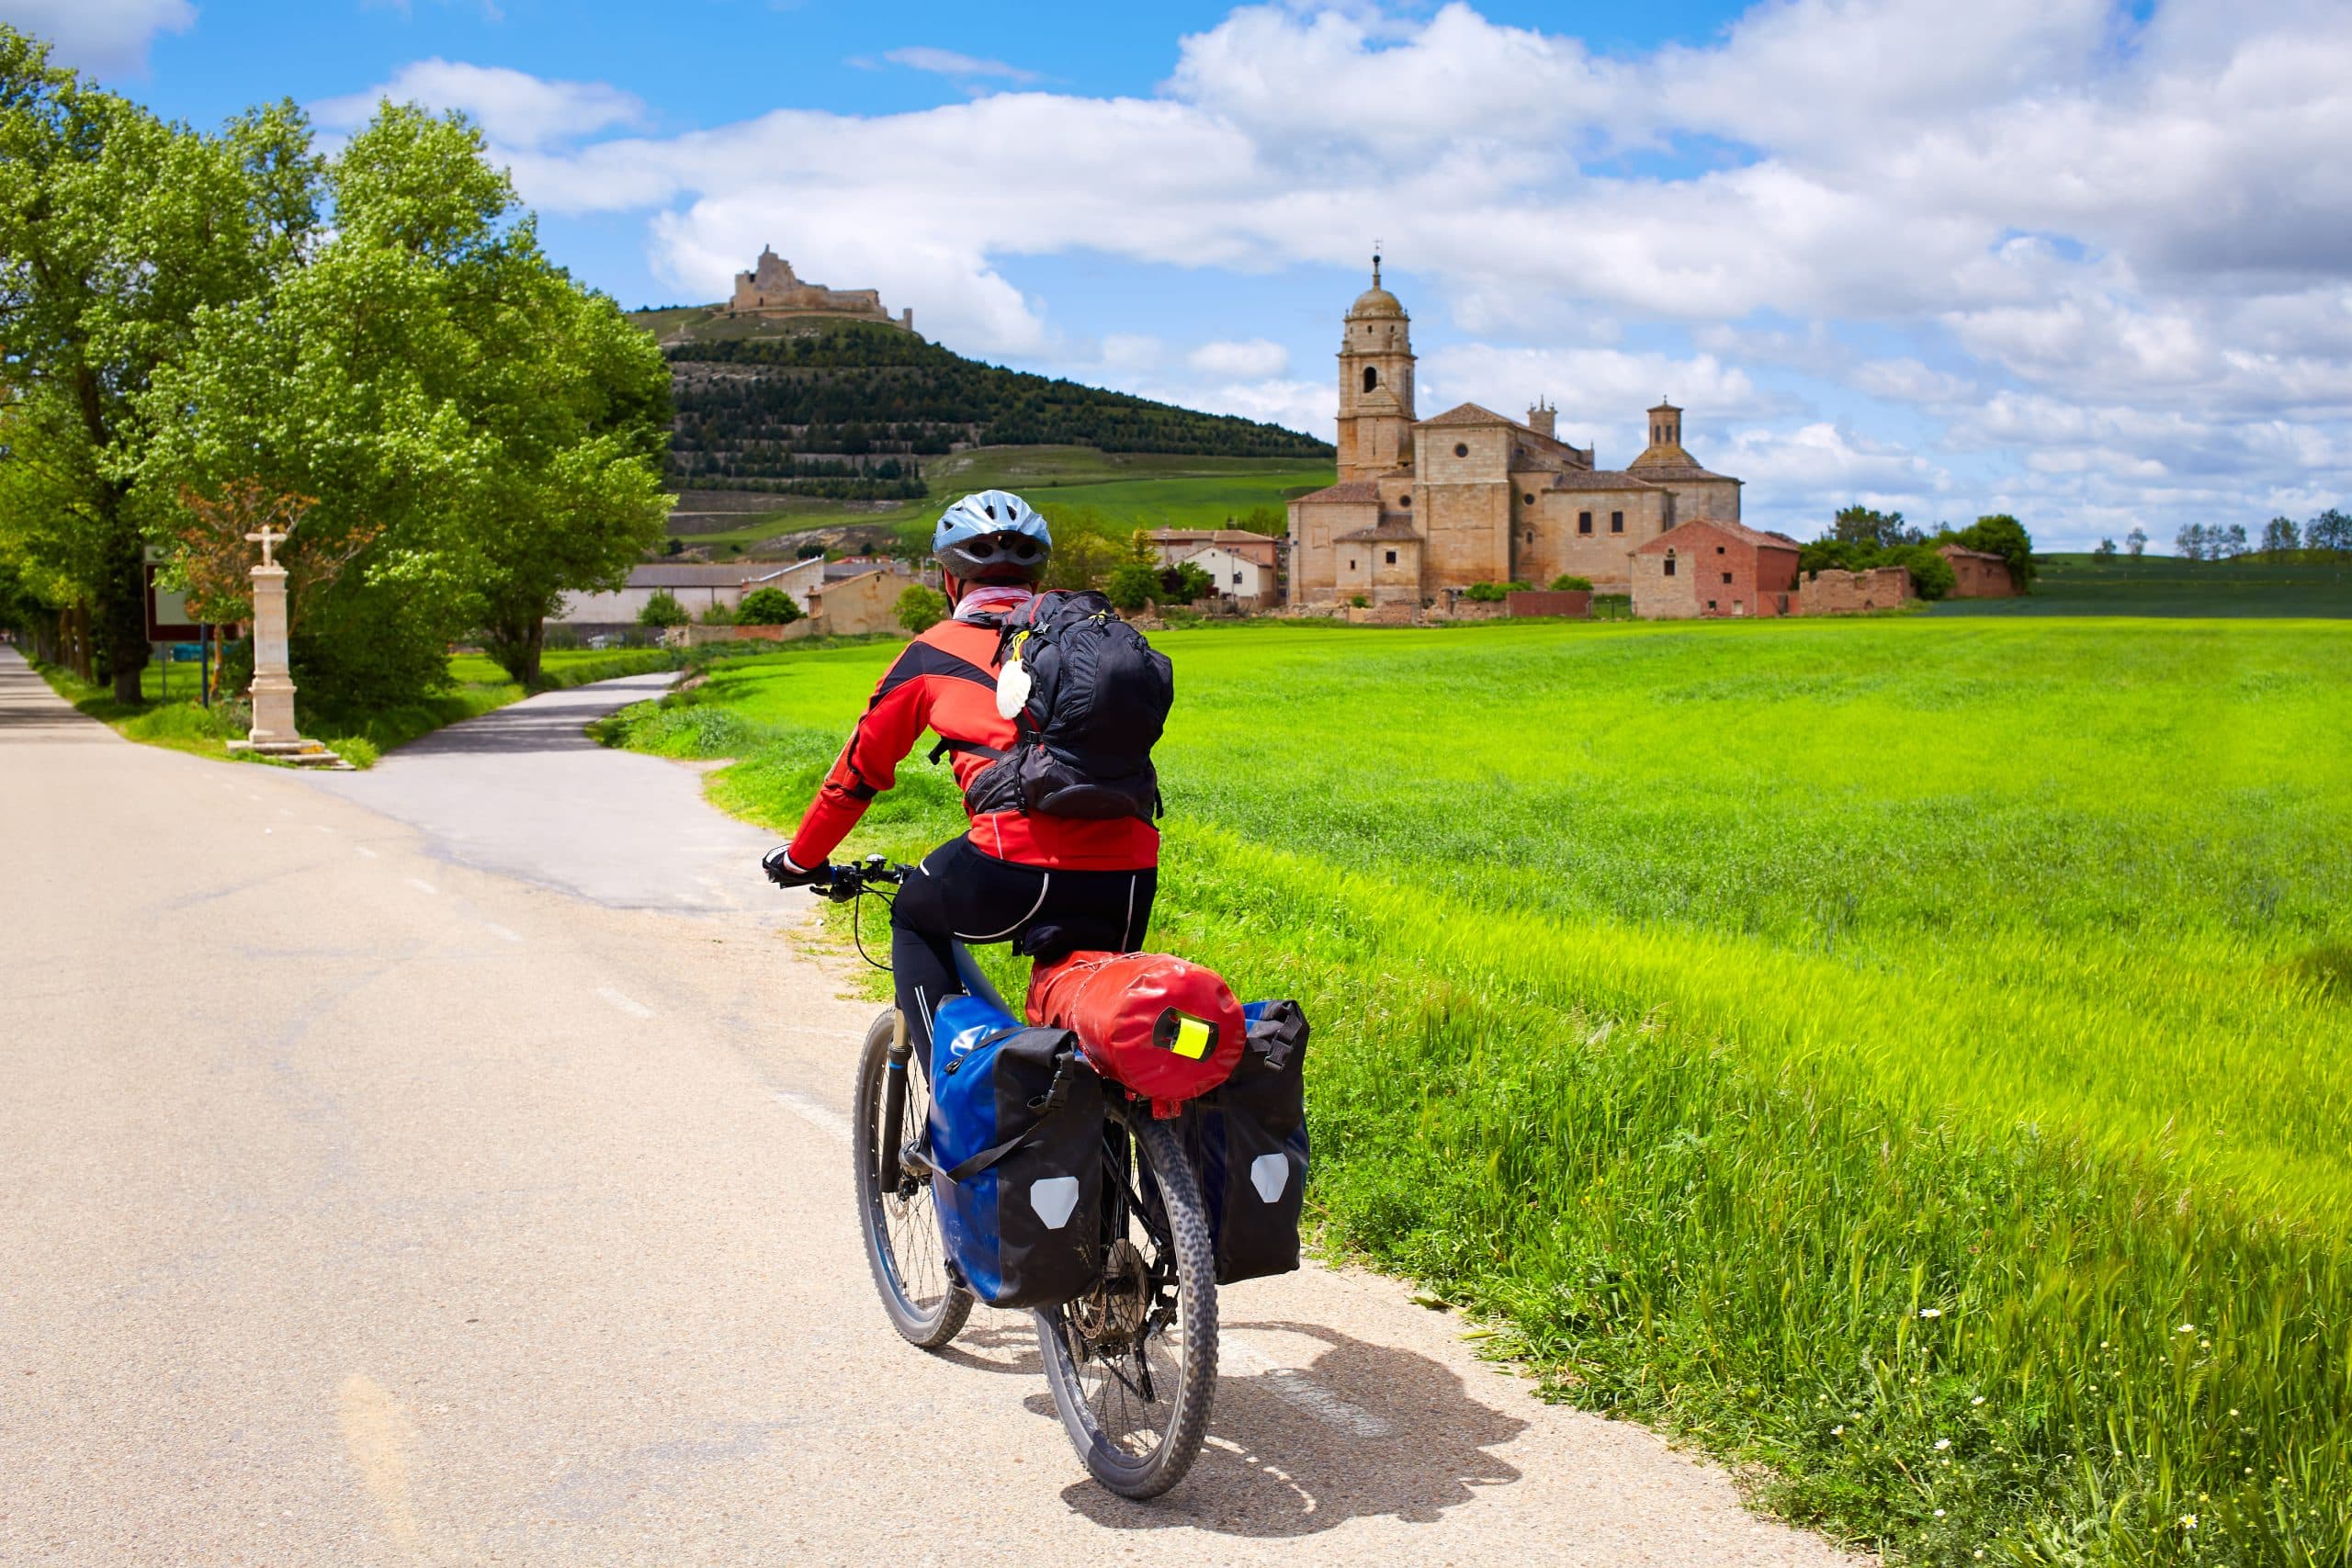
1037, 1318, 1528, 1538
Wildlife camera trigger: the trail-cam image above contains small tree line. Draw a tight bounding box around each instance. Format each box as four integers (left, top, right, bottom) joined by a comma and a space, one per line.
2167, 510, 2351, 560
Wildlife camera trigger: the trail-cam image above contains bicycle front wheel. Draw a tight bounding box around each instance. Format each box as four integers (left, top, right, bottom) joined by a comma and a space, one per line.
1035, 1113, 1218, 1499
852, 1010, 971, 1348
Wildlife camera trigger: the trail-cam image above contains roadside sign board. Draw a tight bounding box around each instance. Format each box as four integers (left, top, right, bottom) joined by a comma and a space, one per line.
142, 546, 206, 641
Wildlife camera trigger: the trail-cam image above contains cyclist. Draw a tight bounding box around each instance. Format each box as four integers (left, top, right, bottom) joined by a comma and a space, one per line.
762, 491, 1159, 1062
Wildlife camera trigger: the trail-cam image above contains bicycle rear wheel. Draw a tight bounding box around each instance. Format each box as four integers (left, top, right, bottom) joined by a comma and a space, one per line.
1035, 1114, 1217, 1499
852, 1010, 971, 1348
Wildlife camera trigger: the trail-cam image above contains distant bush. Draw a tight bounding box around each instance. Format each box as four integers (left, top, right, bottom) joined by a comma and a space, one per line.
1463, 581, 1533, 603
894, 583, 946, 634
737, 586, 802, 625
1348, 593, 1369, 608
1547, 574, 1594, 592
1885, 544, 1957, 601
1105, 561, 1159, 613
639, 590, 689, 628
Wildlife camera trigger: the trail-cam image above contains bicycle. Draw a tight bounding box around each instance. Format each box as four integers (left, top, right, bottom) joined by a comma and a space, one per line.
819, 855, 1217, 1500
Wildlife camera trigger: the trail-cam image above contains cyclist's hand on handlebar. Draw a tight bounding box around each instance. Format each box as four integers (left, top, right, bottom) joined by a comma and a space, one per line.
761, 844, 825, 889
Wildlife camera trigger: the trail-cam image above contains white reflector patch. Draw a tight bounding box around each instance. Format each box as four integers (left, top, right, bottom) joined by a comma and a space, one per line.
1031, 1176, 1080, 1230
1250, 1152, 1289, 1203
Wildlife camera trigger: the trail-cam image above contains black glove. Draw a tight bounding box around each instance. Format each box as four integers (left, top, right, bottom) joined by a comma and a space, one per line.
762, 845, 822, 888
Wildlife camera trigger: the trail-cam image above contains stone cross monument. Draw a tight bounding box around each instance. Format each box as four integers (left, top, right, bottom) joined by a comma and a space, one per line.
243, 524, 300, 746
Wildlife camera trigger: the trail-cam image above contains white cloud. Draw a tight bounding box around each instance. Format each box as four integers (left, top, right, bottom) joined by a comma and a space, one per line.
5, 0, 193, 73
873, 46, 1041, 84
334, 0, 2352, 538
311, 59, 648, 148
1188, 338, 1288, 378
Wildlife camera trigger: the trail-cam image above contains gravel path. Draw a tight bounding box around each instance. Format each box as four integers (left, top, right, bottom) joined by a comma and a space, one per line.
0, 646, 1861, 1565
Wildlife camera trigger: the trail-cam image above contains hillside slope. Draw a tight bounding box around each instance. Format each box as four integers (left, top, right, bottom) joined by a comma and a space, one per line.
635, 312, 1330, 501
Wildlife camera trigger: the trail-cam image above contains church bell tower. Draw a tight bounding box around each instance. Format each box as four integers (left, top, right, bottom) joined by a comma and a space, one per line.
1336, 254, 1416, 482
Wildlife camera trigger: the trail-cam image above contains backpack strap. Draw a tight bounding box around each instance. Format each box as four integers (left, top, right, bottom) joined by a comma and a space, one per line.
928, 737, 1012, 766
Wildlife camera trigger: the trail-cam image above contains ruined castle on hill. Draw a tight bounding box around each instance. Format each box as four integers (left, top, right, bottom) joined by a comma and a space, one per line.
724, 247, 914, 332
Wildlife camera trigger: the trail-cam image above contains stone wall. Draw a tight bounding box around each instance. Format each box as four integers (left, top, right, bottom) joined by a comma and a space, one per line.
1415, 423, 1513, 588
1505, 589, 1591, 618
1798, 565, 1914, 615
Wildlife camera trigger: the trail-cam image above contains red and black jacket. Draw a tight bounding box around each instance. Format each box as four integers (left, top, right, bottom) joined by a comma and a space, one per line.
785, 615, 1160, 872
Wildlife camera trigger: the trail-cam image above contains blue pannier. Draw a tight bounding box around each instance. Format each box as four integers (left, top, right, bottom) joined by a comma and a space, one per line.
1190, 999, 1310, 1284
928, 995, 1104, 1308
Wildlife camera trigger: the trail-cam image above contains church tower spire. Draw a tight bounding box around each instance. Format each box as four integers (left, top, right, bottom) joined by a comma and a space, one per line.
1335, 254, 1415, 483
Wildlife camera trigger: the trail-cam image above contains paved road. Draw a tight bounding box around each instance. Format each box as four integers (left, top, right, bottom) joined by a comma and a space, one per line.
0, 646, 1858, 1566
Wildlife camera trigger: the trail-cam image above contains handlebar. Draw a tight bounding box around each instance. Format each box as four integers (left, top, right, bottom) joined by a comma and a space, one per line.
813, 854, 910, 903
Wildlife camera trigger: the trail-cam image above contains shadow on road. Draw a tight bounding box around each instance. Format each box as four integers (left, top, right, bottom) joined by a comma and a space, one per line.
1046, 1318, 1529, 1538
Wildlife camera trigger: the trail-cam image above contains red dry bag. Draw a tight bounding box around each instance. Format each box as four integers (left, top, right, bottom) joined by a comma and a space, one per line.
1026, 951, 1246, 1116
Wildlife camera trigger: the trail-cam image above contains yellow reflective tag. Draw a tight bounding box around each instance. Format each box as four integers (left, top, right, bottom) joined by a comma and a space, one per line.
1171, 1016, 1213, 1059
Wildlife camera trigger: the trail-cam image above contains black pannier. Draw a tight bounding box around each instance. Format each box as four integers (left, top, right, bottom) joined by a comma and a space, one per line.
1191, 999, 1310, 1284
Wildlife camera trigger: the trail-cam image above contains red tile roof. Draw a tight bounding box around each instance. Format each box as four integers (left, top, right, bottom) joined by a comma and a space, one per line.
1634, 517, 1803, 555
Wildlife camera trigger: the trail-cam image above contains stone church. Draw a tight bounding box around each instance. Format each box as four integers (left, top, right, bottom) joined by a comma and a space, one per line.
725, 246, 915, 332
1288, 263, 1744, 605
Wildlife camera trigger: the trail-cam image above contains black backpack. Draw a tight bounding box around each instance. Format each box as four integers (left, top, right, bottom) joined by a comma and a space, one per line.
957, 590, 1173, 822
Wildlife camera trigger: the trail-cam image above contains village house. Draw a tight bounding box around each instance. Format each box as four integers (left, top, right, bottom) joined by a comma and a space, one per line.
555, 560, 822, 633
1145, 527, 1282, 574
1939, 544, 2018, 597
1287, 260, 1745, 606
1177, 543, 1272, 610
1630, 519, 1804, 619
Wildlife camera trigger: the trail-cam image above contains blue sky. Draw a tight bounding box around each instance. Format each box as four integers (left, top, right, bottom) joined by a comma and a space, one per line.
14, 0, 2352, 548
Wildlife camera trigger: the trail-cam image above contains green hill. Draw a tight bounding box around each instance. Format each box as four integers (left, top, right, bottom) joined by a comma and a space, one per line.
636, 313, 1330, 501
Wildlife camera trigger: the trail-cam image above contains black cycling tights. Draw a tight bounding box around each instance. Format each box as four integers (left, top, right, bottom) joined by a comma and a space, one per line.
888, 835, 1157, 1065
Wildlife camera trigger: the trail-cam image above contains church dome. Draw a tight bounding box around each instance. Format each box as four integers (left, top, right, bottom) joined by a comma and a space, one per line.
1348, 257, 1407, 320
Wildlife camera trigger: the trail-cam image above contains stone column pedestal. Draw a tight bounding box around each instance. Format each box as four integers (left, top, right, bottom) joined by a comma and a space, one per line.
245, 562, 299, 744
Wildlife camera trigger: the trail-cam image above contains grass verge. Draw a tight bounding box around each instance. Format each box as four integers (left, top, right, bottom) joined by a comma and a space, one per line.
595, 618, 2352, 1565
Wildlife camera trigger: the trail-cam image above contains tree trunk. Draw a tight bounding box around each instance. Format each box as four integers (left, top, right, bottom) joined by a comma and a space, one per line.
484, 612, 545, 689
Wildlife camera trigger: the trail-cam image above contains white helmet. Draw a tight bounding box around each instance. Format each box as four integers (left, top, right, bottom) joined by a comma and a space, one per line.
933, 490, 1052, 584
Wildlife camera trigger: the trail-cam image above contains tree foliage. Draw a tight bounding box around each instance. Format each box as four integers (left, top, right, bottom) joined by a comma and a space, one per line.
0, 27, 317, 696
894, 582, 946, 634
662, 324, 1329, 482
1, 30, 672, 709
736, 585, 801, 625
638, 589, 688, 628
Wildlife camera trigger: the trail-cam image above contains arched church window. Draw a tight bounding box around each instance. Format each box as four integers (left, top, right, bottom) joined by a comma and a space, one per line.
1363, 367, 1378, 393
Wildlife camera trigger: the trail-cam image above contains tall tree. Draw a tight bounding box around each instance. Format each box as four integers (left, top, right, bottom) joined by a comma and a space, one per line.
139, 104, 670, 698
2125, 526, 2147, 557
2307, 509, 2351, 553
0, 27, 316, 699
2259, 515, 2301, 556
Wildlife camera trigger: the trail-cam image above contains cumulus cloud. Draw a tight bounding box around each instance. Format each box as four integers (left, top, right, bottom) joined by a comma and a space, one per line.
327, 0, 2352, 542
311, 59, 648, 148
1188, 338, 1288, 378
5, 0, 193, 73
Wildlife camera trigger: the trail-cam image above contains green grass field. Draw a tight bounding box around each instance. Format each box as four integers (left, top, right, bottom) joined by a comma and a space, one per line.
1943, 553, 2352, 618
668, 444, 1331, 553
600, 611, 2352, 1565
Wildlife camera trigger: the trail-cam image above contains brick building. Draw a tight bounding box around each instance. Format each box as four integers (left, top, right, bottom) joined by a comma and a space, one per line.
1939, 545, 2017, 597
1288, 260, 1745, 606
1630, 519, 1804, 619
1145, 527, 1281, 572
